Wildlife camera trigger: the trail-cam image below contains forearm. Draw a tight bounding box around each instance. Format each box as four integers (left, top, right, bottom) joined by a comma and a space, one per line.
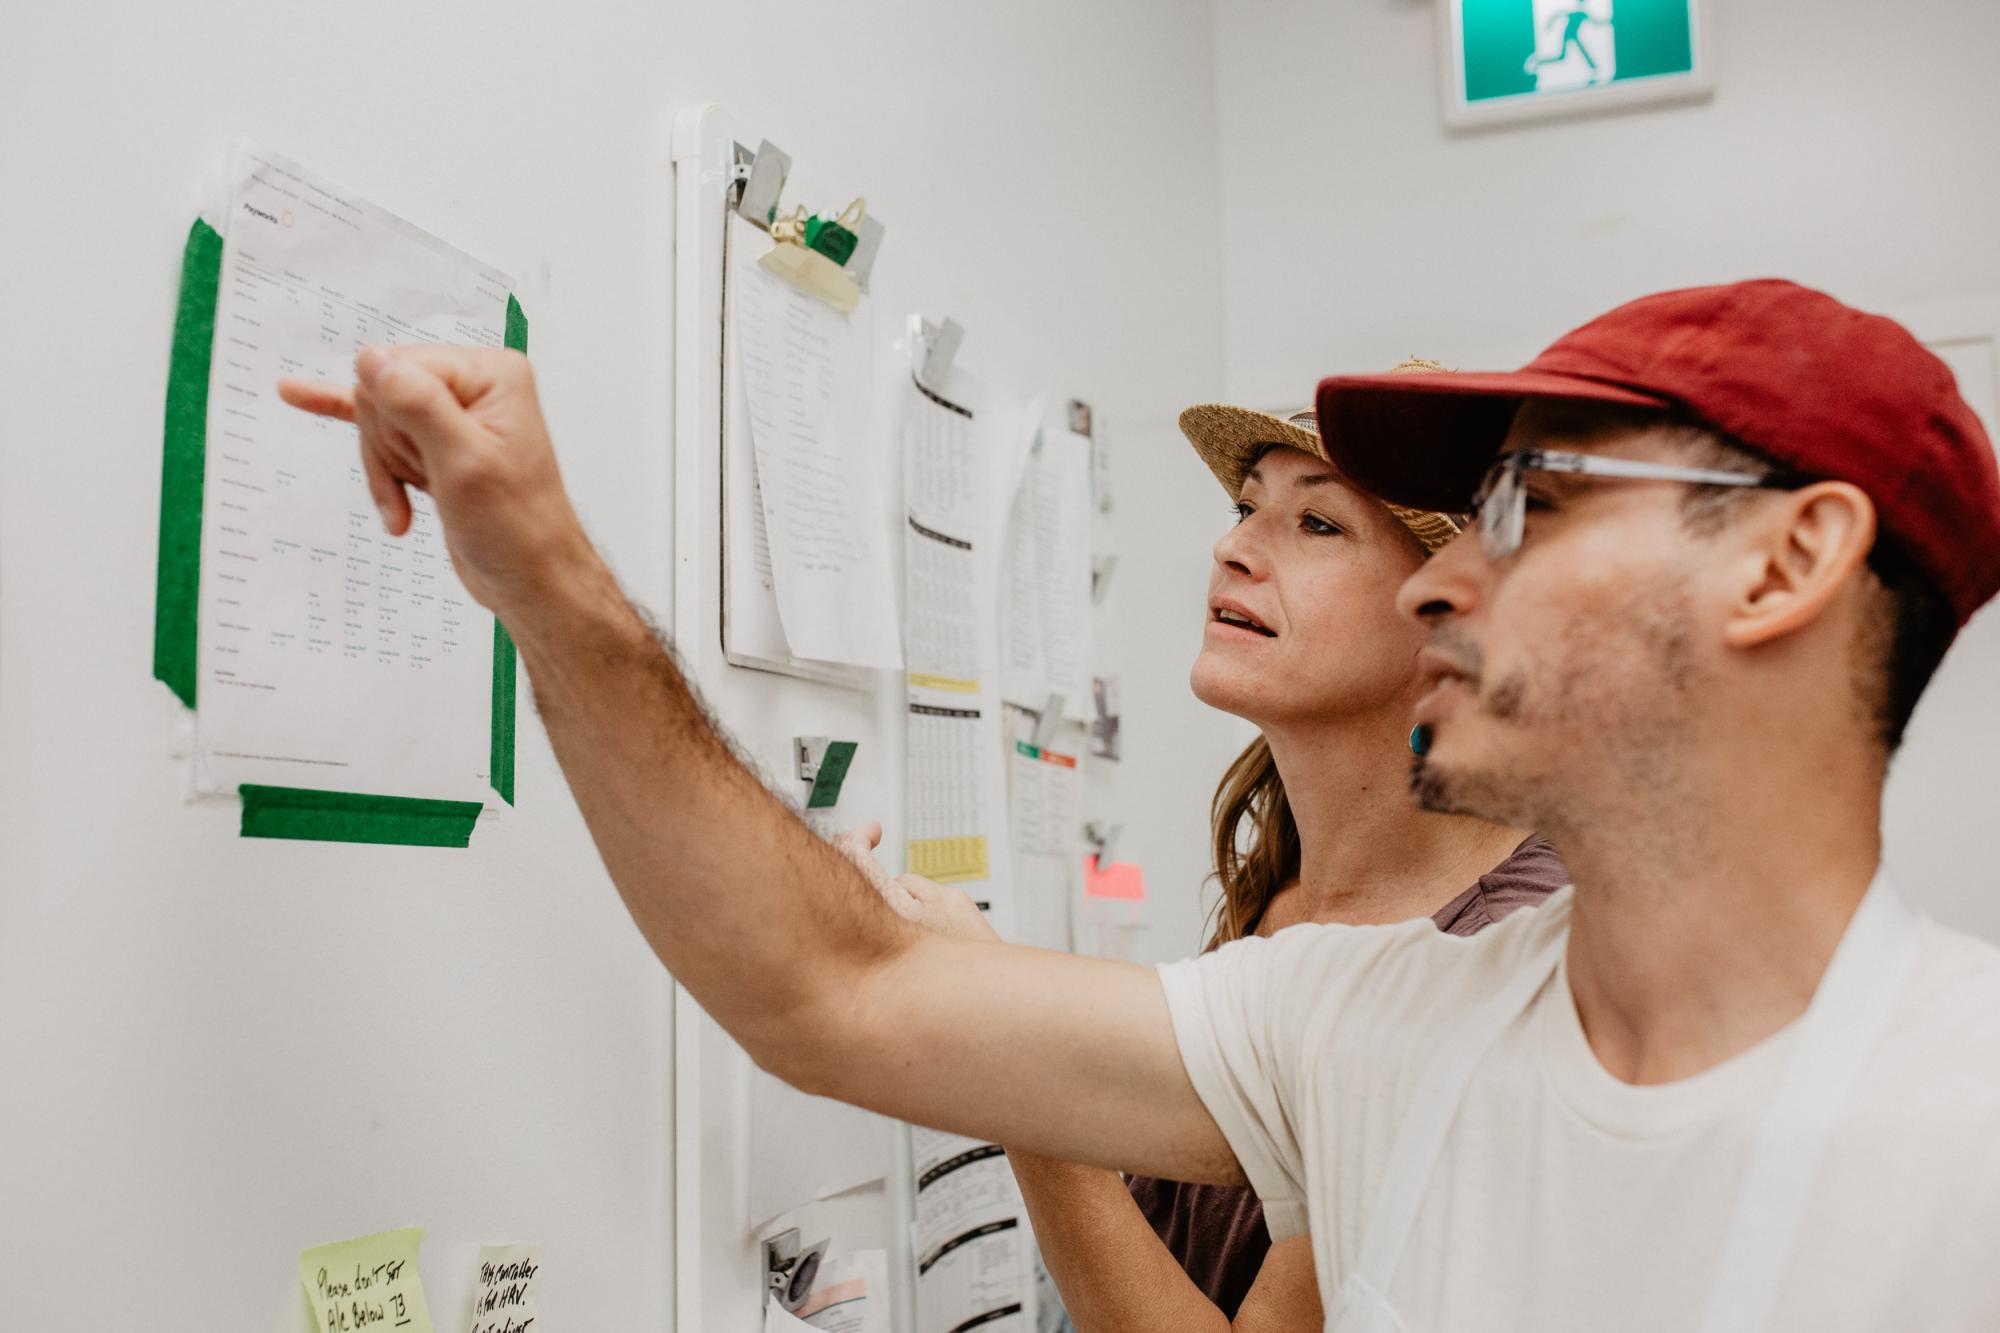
1008, 1151, 1229, 1333
503, 554, 910, 1076
497, 560, 1238, 1178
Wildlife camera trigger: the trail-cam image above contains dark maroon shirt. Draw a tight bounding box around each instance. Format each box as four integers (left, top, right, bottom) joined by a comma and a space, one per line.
1124, 834, 1568, 1319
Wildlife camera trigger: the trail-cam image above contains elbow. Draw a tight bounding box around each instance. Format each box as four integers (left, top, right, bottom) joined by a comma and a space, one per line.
737, 937, 910, 1102
741, 1011, 845, 1099
732, 881, 925, 1102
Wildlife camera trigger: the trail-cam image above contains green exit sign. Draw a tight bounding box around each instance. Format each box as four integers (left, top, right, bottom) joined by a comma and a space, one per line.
1440, 0, 1712, 128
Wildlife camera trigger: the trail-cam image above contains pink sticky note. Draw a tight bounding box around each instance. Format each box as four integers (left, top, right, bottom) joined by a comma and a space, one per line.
1084, 856, 1146, 902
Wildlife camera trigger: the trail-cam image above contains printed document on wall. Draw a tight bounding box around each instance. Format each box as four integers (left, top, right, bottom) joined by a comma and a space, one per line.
914, 1127, 1033, 1333
1006, 716, 1083, 950
904, 365, 984, 687
730, 215, 901, 669
1000, 425, 1092, 719
902, 362, 1008, 925
193, 147, 509, 801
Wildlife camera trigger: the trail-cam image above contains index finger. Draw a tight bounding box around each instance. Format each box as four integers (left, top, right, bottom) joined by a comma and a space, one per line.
277, 377, 358, 423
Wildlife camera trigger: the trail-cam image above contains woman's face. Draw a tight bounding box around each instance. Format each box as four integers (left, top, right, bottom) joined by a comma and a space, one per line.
1190, 446, 1430, 728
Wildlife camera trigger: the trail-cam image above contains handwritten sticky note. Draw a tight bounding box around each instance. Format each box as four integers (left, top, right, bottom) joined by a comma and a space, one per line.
1083, 855, 1146, 902
468, 1244, 541, 1333
300, 1228, 434, 1333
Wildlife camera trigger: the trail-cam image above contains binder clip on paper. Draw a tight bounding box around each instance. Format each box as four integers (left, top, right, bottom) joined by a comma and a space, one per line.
915, 315, 965, 396
796, 736, 858, 810
760, 198, 867, 314
764, 1229, 830, 1311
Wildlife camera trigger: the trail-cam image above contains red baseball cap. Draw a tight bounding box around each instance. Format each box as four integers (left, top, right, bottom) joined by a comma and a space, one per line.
1315, 280, 2000, 627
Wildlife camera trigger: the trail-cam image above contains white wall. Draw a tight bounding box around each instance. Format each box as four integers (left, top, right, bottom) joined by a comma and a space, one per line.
1213, 0, 2000, 397
1096, 449, 1260, 962
0, 3, 1234, 1329
1211, 0, 2000, 936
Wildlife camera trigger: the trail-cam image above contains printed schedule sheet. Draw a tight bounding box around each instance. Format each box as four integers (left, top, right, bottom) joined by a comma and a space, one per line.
193, 148, 513, 802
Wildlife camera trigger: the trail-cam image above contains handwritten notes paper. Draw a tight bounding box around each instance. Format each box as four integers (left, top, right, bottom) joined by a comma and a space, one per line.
300, 1228, 434, 1333
467, 1244, 541, 1333
729, 214, 901, 670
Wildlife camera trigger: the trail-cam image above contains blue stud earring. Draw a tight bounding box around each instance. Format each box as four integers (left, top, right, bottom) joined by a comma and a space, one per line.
1409, 724, 1431, 757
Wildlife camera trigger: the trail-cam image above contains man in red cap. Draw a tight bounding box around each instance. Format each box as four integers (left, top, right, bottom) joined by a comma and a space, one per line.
282, 278, 2000, 1330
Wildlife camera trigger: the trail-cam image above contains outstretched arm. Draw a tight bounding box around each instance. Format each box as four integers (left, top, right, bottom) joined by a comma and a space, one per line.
822, 840, 1322, 1333
277, 347, 1244, 1183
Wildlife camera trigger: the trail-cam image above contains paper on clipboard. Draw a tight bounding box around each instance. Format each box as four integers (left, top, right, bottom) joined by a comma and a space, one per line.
729, 215, 901, 671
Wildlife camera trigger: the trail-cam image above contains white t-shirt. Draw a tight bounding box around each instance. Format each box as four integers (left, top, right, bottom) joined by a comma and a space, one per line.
1158, 885, 2000, 1331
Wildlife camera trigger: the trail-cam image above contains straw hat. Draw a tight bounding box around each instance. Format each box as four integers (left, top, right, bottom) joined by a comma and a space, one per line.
1179, 358, 1463, 553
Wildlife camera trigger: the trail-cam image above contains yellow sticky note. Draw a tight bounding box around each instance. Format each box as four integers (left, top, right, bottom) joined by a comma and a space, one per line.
908, 835, 990, 884
299, 1227, 435, 1333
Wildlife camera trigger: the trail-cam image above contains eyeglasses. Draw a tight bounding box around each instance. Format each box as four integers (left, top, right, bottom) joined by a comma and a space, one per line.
1469, 448, 1800, 562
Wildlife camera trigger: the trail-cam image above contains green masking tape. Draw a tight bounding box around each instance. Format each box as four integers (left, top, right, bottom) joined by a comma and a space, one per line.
492, 295, 528, 806
490, 617, 518, 807
505, 293, 529, 358
157, 219, 527, 844
239, 785, 482, 848
806, 740, 858, 810
153, 219, 222, 710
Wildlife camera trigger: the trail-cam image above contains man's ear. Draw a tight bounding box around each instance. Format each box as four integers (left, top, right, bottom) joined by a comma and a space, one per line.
1721, 482, 1878, 650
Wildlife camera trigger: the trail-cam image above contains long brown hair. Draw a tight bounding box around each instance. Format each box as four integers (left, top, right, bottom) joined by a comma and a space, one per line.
1204, 734, 1300, 951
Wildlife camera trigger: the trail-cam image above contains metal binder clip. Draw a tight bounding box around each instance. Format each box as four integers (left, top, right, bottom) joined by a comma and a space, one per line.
769, 203, 810, 246
796, 736, 831, 782
797, 737, 858, 809
760, 238, 862, 313
736, 139, 792, 226
1031, 694, 1066, 748
848, 213, 886, 290
1084, 820, 1124, 866
917, 316, 965, 394
1092, 554, 1118, 604
763, 1229, 827, 1309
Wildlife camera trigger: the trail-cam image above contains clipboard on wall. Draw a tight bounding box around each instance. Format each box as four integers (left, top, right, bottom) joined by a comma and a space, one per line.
716, 139, 891, 688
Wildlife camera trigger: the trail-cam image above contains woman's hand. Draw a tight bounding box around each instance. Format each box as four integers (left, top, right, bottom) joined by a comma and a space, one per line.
831, 822, 1001, 944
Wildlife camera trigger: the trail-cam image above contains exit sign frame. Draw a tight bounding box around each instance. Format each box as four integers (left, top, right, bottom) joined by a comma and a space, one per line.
1439, 0, 1715, 131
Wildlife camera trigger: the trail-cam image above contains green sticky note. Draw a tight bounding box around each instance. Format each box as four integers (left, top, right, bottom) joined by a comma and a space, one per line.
299, 1227, 434, 1333
806, 740, 858, 810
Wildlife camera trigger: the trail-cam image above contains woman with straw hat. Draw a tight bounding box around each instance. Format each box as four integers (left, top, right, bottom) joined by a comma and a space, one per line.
841, 362, 1565, 1330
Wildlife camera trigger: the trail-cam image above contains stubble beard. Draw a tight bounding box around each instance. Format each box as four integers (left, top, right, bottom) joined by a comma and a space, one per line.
1406, 590, 1699, 841
1409, 666, 1544, 828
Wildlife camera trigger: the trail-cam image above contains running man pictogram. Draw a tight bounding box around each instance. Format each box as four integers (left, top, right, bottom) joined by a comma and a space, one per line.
1525, 2, 1610, 81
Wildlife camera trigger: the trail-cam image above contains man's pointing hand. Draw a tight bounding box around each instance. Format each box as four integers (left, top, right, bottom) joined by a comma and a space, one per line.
278, 346, 596, 621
